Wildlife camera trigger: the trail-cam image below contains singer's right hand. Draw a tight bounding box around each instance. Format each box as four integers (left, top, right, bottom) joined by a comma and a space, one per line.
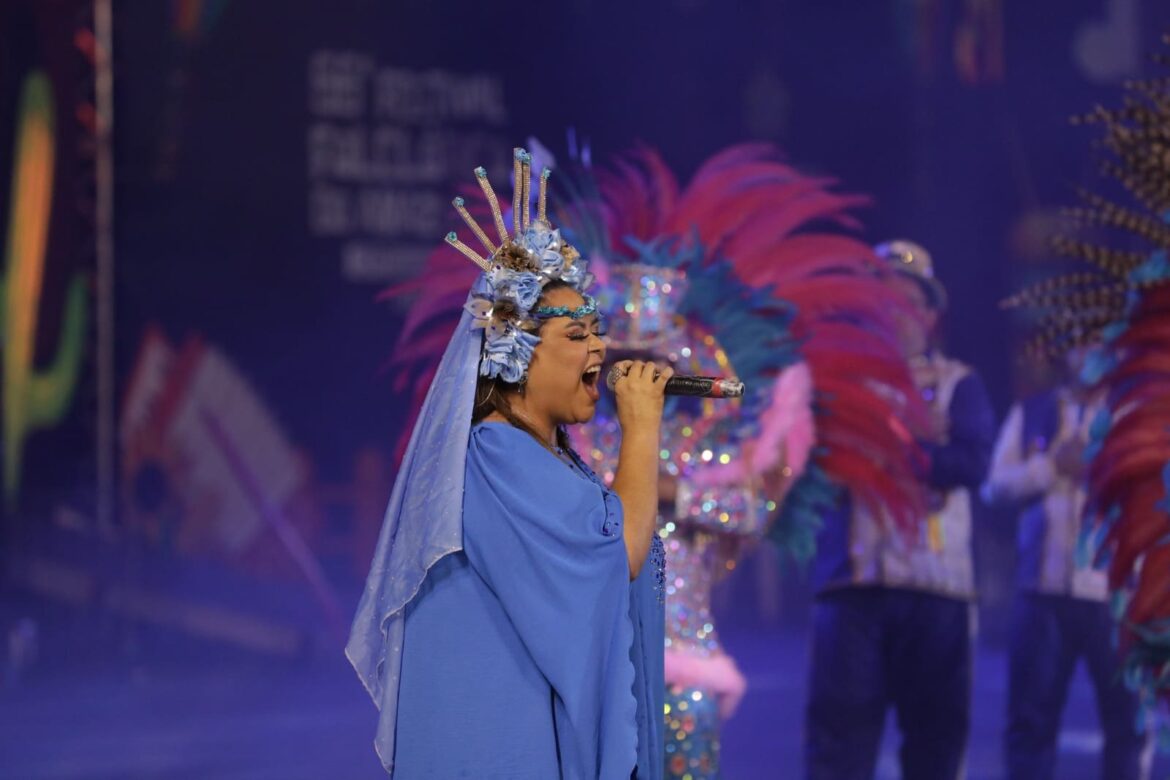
611, 360, 673, 433
609, 360, 673, 579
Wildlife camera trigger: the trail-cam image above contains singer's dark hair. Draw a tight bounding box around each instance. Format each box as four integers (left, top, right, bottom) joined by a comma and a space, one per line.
471, 281, 572, 453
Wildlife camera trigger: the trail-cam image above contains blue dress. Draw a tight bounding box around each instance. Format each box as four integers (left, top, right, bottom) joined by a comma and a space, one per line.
393, 422, 664, 779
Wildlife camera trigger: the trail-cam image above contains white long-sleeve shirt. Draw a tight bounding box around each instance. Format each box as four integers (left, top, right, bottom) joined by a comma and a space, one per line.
982, 390, 1107, 601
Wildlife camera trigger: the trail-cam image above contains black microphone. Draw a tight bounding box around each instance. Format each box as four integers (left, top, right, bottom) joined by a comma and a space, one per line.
605, 365, 745, 399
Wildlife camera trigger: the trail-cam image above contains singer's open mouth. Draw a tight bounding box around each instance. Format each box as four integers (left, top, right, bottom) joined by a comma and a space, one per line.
582, 365, 602, 401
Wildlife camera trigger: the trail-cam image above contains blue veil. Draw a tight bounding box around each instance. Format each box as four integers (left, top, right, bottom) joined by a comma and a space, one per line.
345, 288, 482, 768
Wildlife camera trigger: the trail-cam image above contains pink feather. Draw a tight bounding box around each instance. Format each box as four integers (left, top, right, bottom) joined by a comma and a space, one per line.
664, 650, 747, 720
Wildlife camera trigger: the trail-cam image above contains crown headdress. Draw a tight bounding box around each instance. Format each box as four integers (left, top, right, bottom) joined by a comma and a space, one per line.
445, 148, 595, 384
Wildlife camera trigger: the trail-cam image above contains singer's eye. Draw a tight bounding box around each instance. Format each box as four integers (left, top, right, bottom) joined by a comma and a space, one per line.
593, 321, 608, 337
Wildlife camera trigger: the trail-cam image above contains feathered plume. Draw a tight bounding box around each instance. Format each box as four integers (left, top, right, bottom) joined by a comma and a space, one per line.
1011, 34, 1170, 720
561, 144, 929, 541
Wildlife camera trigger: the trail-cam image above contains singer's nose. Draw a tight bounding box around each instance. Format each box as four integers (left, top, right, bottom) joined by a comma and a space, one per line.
589, 330, 605, 358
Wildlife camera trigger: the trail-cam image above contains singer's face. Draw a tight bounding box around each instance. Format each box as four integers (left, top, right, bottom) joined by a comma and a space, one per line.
524, 286, 607, 428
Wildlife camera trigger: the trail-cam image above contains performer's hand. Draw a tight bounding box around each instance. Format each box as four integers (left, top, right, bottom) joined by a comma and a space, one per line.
611, 360, 673, 434
610, 360, 674, 579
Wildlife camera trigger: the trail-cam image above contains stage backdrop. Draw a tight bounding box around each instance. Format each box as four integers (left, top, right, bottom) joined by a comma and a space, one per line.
8, 0, 1169, 648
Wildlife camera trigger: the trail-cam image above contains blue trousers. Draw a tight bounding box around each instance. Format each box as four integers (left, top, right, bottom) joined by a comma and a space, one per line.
804, 587, 972, 780
1005, 592, 1147, 780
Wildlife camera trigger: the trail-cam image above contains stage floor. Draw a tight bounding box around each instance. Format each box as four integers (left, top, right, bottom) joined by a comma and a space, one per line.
1, 627, 1165, 778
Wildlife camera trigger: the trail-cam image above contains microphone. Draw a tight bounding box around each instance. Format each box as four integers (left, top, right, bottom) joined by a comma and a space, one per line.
605, 365, 745, 399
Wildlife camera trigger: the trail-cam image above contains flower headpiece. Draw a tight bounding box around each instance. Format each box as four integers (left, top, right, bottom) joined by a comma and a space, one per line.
444, 148, 595, 383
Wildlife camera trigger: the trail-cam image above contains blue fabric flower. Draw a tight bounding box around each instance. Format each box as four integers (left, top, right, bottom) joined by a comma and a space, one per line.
520, 224, 568, 278
560, 259, 593, 291
520, 223, 561, 253
480, 325, 539, 383
491, 269, 543, 311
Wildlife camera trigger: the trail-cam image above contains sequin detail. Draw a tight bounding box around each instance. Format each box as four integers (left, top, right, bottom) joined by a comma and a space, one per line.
664, 686, 720, 779
650, 535, 666, 604
662, 534, 721, 655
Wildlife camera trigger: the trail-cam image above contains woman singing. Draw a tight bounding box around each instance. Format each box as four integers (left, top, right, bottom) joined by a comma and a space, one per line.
347, 148, 667, 779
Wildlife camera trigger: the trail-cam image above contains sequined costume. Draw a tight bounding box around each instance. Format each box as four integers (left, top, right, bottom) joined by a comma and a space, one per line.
347, 150, 664, 778
1004, 34, 1170, 743
568, 260, 806, 780
557, 145, 927, 780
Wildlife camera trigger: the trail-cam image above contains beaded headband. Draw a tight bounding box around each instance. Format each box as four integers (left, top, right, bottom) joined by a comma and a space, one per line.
532, 295, 599, 321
